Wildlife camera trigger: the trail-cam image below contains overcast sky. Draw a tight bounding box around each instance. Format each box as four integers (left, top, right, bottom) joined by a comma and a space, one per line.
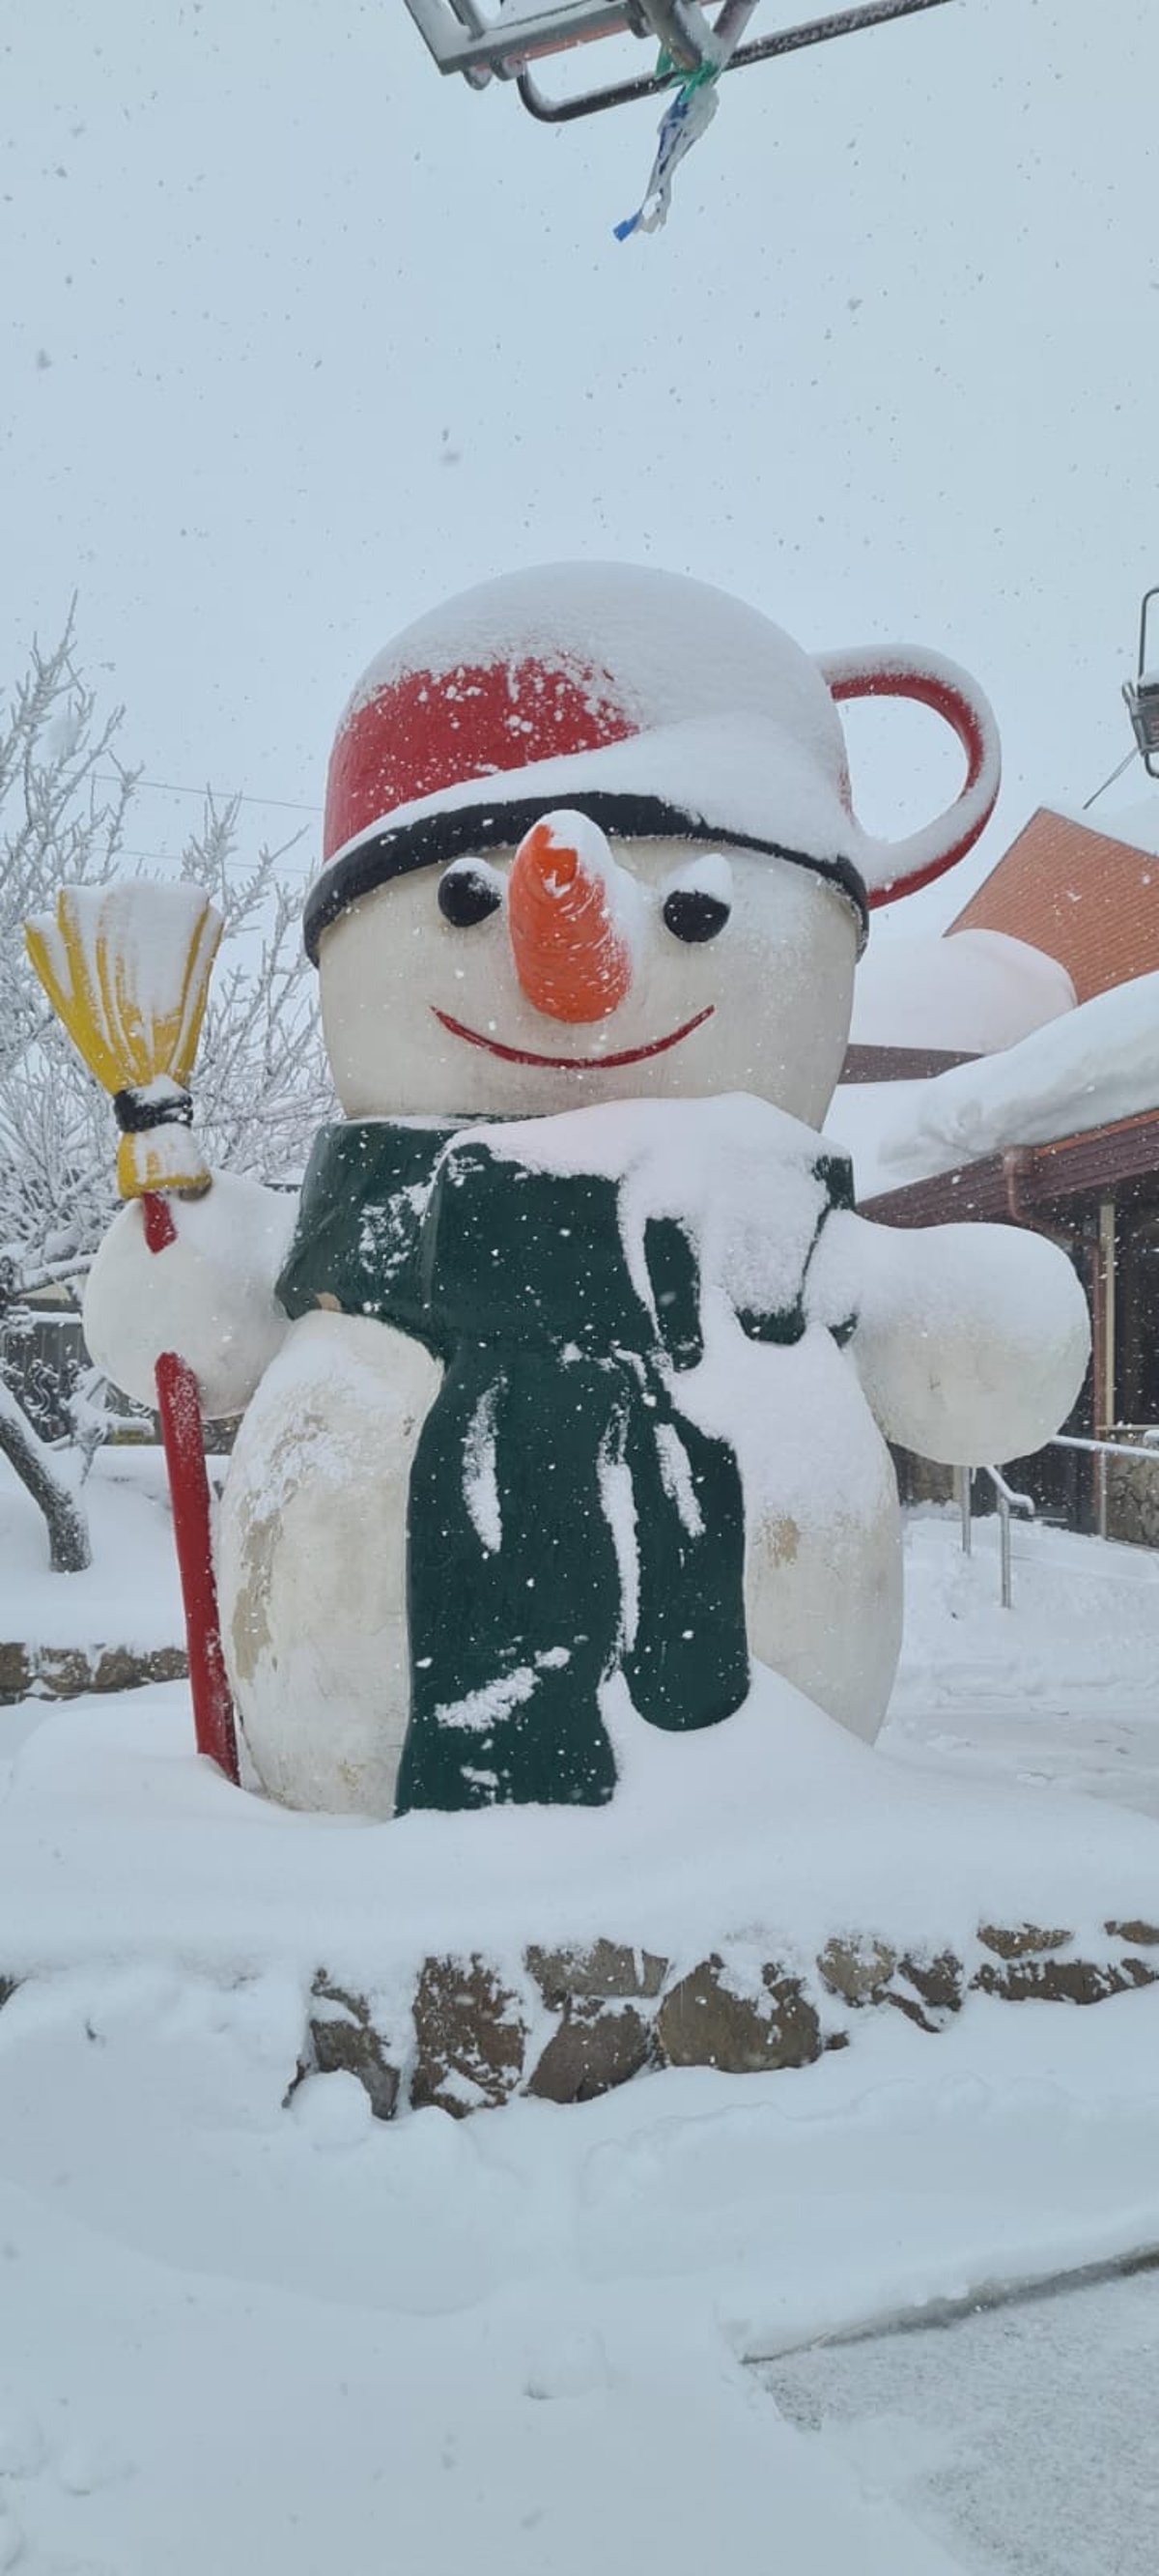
3, 0, 1157, 929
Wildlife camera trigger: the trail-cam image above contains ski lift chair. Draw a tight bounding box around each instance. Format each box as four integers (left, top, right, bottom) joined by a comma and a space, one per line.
1123, 588, 1159, 779
402, 1, 955, 123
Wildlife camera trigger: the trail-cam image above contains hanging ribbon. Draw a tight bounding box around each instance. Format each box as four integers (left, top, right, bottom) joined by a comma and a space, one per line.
615, 5, 757, 241
614, 60, 720, 240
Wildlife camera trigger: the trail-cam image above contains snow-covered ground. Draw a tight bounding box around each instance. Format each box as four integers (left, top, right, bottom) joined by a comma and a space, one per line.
0, 1443, 182, 1663
0, 1469, 1157, 2572
761, 2254, 1159, 2576
888, 1507, 1159, 1823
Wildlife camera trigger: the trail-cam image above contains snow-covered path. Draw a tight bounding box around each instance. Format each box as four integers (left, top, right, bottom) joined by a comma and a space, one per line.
889, 1511, 1159, 1821
0, 1502, 1157, 2571
762, 2256, 1159, 2576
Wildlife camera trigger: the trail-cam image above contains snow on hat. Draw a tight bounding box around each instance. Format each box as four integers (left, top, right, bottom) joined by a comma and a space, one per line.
305, 564, 1000, 965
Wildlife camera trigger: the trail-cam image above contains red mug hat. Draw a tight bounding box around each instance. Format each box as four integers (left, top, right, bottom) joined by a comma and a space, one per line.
306, 563, 999, 966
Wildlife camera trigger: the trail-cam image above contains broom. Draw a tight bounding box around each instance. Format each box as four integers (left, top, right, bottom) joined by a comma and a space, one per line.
24, 881, 240, 1783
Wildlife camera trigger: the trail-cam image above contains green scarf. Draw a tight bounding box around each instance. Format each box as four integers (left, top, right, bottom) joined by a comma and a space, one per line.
277, 1115, 853, 1816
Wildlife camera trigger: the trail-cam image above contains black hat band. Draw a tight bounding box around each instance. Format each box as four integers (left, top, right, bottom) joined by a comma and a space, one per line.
304, 788, 869, 965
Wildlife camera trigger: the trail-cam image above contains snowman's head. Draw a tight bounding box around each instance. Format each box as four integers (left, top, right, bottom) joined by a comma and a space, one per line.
308, 567, 1000, 1130
317, 817, 859, 1128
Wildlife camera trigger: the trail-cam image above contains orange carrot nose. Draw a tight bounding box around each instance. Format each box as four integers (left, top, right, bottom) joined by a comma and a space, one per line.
507, 812, 635, 1024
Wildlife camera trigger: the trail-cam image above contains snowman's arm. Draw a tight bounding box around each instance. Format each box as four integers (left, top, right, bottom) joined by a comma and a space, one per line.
806, 1207, 1090, 1468
83, 1172, 297, 1422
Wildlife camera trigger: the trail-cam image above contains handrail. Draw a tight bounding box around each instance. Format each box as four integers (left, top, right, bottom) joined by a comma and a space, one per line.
985, 1464, 1034, 1514
953, 1433, 1159, 1599
1050, 1433, 1159, 1464
953, 1464, 1033, 1608
984, 1465, 1033, 1610
1050, 1429, 1159, 1542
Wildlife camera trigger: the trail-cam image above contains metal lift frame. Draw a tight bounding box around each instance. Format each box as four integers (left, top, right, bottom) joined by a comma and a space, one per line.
1123, 587, 1159, 779
404, 1, 956, 122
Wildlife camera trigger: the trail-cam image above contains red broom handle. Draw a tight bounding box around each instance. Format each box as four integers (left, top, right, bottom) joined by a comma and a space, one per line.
143, 1192, 240, 1783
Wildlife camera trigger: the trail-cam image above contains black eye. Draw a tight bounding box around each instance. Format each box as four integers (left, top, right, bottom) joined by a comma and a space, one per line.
662, 888, 731, 944
438, 861, 503, 928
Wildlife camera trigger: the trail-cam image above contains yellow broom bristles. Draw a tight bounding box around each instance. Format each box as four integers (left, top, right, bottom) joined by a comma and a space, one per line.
24, 882, 223, 1200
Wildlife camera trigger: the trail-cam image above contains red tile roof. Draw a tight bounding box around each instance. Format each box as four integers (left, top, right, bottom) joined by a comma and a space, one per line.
949, 808, 1159, 1003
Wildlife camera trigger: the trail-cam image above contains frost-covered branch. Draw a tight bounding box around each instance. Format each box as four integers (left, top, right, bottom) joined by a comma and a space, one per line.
0, 1370, 90, 1571
0, 618, 332, 1565
0, 605, 138, 1087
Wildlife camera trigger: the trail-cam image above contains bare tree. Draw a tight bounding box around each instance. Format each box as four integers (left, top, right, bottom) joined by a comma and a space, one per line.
0, 607, 136, 1089
0, 617, 332, 1573
179, 799, 334, 1184
0, 1367, 91, 1572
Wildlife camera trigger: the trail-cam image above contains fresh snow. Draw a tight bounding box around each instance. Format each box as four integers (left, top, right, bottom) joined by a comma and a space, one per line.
329, 704, 866, 890
6, 1, 1159, 2555
462, 1382, 502, 1552
3, 1601, 1156, 2004
850, 925, 1077, 1053
523, 808, 648, 969
480, 1089, 838, 1326
1, 1495, 1159, 2567
761, 2258, 1159, 2576
886, 1506, 1159, 1822
328, 564, 997, 910
82, 1167, 297, 1419
344, 562, 844, 773
24, 881, 221, 1061
831, 965, 1159, 1195
0, 1444, 182, 1657
829, 1073, 939, 1201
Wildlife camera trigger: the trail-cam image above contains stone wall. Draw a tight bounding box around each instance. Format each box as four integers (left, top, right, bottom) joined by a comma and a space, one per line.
284, 1918, 1159, 2123
1106, 1431, 1159, 1549
0, 1642, 186, 1705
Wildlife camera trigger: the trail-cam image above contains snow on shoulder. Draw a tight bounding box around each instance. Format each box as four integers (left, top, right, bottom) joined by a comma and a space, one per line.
469, 1090, 839, 1325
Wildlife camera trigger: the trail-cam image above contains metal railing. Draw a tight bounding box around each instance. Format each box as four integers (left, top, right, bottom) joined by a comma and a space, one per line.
954, 1433, 1159, 1605
954, 1463, 1034, 1609
1049, 1431, 1159, 1544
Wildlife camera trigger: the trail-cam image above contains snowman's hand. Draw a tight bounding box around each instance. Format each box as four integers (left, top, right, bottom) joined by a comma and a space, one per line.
806, 1209, 1089, 1469
83, 1170, 297, 1421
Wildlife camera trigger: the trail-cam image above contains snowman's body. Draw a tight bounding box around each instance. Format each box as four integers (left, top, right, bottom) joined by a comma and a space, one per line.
212, 1095, 905, 1816
217, 1309, 436, 1814
217, 1295, 901, 1818
84, 566, 1090, 1818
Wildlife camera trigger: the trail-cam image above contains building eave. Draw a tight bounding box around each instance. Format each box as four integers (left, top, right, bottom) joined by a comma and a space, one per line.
862, 1105, 1159, 1228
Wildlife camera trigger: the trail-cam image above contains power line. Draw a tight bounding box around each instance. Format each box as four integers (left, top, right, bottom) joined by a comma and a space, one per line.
1082, 743, 1139, 812
116, 845, 315, 872
94, 770, 323, 816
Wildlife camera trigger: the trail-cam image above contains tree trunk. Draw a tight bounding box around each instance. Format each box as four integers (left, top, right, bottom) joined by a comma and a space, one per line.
0, 1368, 91, 1571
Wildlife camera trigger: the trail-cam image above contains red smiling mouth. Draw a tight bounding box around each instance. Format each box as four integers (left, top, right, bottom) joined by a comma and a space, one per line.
432, 1005, 715, 1071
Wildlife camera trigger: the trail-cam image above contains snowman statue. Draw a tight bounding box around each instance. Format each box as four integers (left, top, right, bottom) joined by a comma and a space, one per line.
84, 566, 1089, 1818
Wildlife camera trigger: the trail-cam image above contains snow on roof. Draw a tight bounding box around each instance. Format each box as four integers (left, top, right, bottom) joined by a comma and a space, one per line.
832, 966, 1159, 1198
826, 1077, 931, 1204
851, 927, 1076, 1054
949, 807, 1159, 1006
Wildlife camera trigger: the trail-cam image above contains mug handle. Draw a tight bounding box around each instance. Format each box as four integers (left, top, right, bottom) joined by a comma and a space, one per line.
817, 644, 1001, 907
